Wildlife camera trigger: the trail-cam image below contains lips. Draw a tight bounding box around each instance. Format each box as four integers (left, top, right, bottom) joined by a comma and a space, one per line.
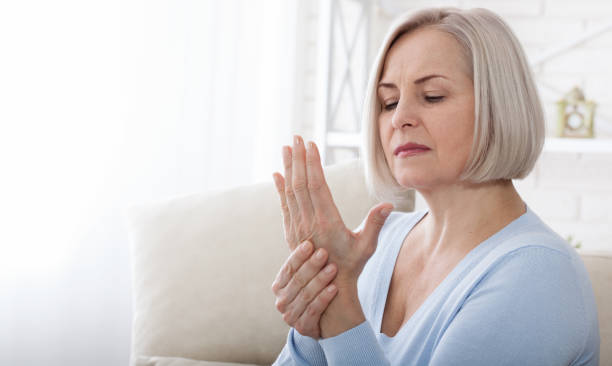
394, 142, 431, 156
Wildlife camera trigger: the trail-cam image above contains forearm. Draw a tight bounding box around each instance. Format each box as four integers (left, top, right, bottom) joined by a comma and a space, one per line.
319, 281, 366, 339
273, 329, 328, 366
316, 278, 390, 365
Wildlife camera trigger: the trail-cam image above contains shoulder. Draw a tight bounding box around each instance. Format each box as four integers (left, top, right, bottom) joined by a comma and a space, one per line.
477, 210, 590, 304
462, 214, 599, 360
484, 208, 588, 281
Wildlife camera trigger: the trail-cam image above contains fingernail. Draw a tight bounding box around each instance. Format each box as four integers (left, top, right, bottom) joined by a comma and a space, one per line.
381, 208, 392, 218
316, 248, 325, 259
327, 284, 336, 293
324, 264, 334, 274
294, 135, 301, 145
301, 241, 311, 252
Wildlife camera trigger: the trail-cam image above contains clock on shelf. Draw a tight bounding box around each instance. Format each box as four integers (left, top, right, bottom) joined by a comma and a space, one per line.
556, 86, 596, 138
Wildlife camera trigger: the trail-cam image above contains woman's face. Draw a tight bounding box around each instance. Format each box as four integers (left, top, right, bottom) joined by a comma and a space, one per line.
377, 28, 475, 190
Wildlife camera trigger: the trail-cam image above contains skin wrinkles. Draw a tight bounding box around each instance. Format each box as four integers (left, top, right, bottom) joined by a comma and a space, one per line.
377, 27, 525, 258
271, 25, 527, 341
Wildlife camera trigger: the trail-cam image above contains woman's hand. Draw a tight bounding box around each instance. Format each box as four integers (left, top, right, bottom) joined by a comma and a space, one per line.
271, 241, 338, 339
272, 135, 394, 286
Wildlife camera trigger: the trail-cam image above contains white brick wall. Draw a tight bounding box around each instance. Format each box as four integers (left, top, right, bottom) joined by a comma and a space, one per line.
413, 150, 612, 251
295, 0, 612, 250
515, 152, 612, 251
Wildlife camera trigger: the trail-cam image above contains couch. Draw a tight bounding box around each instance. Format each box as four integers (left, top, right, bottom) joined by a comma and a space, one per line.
126, 159, 611, 366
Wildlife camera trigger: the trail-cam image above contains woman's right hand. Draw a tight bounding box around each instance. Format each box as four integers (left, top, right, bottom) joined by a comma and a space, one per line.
271, 241, 339, 339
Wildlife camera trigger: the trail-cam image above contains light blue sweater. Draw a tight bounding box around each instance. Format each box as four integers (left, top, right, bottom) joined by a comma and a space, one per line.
272, 206, 600, 365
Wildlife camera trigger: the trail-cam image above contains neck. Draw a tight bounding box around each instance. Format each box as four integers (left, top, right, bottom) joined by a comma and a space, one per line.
415, 179, 526, 258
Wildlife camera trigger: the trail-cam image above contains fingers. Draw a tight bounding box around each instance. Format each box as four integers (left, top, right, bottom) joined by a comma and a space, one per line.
271, 241, 314, 295
293, 283, 338, 336
282, 145, 303, 240
272, 172, 297, 250
291, 136, 315, 236
273, 245, 330, 314
358, 203, 394, 257
305, 141, 342, 221
283, 261, 337, 326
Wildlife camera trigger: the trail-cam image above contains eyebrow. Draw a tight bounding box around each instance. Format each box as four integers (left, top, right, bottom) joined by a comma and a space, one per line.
378, 74, 448, 89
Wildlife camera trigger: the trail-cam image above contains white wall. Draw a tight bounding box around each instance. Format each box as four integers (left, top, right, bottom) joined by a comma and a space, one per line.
0, 1, 296, 365
0, 2, 131, 364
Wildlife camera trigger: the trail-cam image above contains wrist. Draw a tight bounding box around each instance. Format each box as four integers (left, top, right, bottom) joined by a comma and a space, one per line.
333, 271, 359, 290
319, 282, 365, 339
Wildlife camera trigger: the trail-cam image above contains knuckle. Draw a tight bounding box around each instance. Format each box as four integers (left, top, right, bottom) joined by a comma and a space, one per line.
292, 274, 305, 289
283, 310, 295, 325
292, 179, 307, 193
299, 287, 314, 304
306, 303, 319, 317
275, 296, 288, 312
307, 179, 323, 192
306, 154, 317, 167
372, 214, 386, 227
282, 312, 291, 324
284, 262, 294, 277
285, 185, 296, 198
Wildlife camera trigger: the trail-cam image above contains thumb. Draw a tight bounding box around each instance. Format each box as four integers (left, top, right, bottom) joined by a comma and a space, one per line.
360, 202, 394, 251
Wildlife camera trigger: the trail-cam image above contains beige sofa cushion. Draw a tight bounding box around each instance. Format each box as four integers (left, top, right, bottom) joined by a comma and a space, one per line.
126, 159, 414, 365
578, 250, 612, 365
134, 356, 260, 366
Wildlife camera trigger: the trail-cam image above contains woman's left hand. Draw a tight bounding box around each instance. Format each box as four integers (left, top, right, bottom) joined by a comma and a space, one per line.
272, 135, 394, 288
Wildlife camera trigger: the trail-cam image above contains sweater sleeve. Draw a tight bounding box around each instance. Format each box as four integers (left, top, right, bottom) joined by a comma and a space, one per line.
272, 328, 328, 366
318, 320, 390, 366
429, 246, 596, 366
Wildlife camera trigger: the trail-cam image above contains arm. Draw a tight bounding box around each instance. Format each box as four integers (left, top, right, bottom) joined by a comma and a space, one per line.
430, 247, 591, 366
273, 277, 391, 366
272, 258, 391, 366
271, 136, 394, 364
316, 278, 391, 366
272, 329, 328, 366
270, 241, 338, 365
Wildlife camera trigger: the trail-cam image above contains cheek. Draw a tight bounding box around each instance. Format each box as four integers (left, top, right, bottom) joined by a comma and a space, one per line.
437, 116, 474, 170
378, 118, 392, 157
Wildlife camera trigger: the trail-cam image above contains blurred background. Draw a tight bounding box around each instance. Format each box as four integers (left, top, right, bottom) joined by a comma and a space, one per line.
0, 0, 610, 365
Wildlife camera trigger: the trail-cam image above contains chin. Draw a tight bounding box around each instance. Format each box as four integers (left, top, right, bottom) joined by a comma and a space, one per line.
393, 171, 432, 190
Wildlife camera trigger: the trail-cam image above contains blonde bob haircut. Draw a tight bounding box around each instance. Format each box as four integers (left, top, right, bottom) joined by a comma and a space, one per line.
361, 7, 545, 204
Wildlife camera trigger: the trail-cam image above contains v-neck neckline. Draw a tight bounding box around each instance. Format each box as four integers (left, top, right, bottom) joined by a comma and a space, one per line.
376, 206, 532, 340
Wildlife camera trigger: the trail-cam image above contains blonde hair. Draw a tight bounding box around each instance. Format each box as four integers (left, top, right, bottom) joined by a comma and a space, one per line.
361, 7, 545, 204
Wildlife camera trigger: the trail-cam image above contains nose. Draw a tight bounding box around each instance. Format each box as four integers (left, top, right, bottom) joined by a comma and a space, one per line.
390, 100, 420, 129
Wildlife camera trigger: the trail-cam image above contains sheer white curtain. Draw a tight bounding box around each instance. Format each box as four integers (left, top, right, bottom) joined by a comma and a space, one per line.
0, 1, 296, 365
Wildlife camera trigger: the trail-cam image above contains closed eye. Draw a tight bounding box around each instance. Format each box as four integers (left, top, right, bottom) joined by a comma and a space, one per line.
383, 102, 397, 111
425, 96, 444, 103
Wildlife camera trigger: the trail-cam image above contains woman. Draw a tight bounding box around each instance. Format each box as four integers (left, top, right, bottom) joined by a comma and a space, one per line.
270, 7, 599, 365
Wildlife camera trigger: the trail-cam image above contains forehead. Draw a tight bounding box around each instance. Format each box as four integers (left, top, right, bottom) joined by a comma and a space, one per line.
380, 28, 468, 82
